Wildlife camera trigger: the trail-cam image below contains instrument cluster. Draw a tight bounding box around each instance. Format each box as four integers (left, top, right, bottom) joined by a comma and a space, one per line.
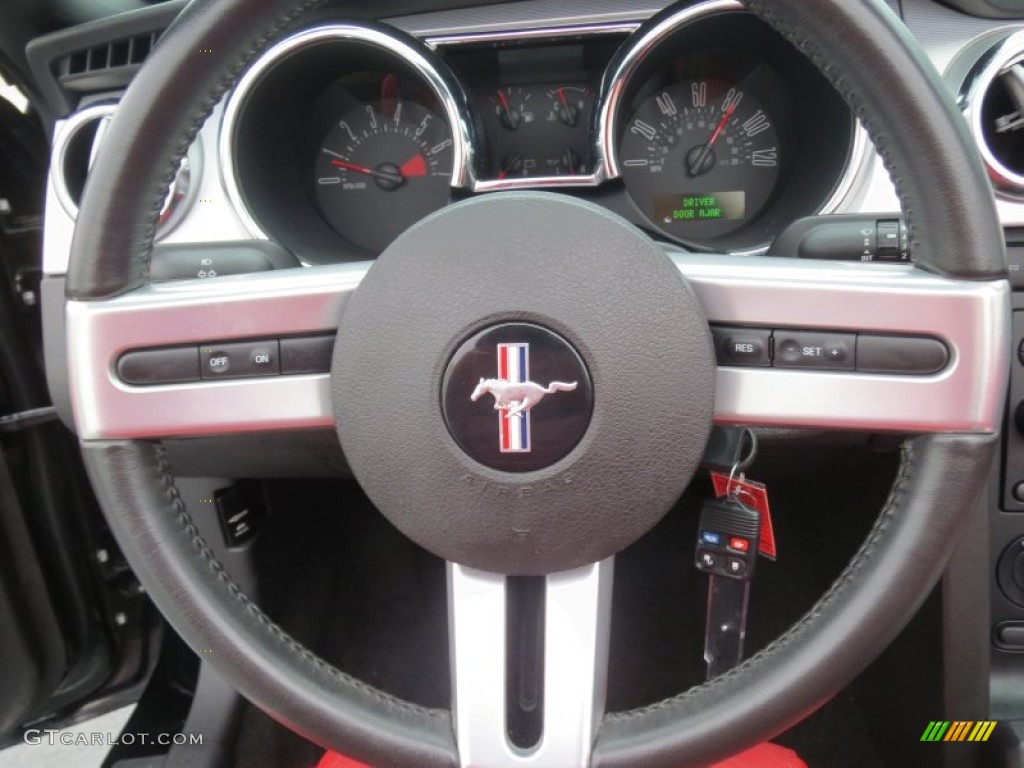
223, 4, 859, 262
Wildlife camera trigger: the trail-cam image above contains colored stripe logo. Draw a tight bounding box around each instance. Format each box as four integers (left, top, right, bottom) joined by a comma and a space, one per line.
497, 343, 530, 453
920, 721, 997, 742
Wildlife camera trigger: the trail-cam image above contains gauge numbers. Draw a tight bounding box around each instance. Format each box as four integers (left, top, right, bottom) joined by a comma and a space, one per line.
315, 98, 453, 253
619, 79, 780, 240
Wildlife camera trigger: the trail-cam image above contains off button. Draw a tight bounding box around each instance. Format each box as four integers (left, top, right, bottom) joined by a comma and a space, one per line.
201, 339, 281, 379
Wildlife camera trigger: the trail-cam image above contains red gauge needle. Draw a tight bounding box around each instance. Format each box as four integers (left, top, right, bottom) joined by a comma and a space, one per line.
496, 90, 522, 130
707, 103, 737, 147
331, 158, 404, 189
687, 103, 737, 176
399, 154, 427, 178
331, 159, 375, 176
555, 87, 579, 127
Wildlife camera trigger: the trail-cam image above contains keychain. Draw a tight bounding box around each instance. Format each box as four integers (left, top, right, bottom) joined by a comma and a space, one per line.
696, 427, 775, 679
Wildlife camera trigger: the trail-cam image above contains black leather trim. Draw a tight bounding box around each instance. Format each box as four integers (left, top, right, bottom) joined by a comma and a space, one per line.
745, 0, 1005, 280
79, 441, 457, 768
593, 433, 997, 768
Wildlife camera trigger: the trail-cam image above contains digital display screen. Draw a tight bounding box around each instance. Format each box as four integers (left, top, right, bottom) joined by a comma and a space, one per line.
654, 191, 746, 223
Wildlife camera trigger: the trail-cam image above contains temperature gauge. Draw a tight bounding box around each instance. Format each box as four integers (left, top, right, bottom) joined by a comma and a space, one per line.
545, 86, 589, 128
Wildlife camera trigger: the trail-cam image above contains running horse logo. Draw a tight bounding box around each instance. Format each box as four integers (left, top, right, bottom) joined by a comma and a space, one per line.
469, 343, 577, 453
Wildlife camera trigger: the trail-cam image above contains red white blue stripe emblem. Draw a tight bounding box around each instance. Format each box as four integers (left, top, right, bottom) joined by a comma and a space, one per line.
498, 343, 530, 452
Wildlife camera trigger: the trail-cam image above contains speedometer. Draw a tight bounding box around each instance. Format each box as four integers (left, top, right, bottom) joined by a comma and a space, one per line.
619, 78, 780, 240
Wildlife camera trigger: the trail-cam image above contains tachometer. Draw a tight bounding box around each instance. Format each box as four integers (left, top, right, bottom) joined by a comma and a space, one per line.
314, 97, 454, 253
619, 78, 780, 240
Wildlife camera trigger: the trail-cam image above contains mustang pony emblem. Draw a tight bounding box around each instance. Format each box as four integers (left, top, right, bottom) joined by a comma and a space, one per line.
470, 378, 579, 418
470, 342, 577, 453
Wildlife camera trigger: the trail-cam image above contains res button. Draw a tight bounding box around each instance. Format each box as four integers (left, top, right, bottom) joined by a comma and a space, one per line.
711, 327, 772, 367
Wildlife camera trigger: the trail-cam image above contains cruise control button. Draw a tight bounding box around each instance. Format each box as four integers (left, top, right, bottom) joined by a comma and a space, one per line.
710, 326, 772, 367
773, 330, 855, 370
200, 340, 280, 379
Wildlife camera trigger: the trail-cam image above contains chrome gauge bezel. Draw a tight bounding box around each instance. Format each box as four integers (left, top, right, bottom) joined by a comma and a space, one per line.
598, 0, 746, 180
425, 22, 640, 192
219, 23, 477, 240
595, 0, 869, 249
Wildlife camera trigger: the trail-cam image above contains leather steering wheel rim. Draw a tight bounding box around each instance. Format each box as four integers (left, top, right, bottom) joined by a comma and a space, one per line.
67, 1, 1005, 766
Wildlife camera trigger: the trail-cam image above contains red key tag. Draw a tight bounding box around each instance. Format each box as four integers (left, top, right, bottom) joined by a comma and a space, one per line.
709, 471, 777, 560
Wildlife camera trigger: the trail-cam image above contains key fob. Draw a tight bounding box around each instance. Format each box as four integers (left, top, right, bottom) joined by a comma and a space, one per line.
695, 497, 761, 580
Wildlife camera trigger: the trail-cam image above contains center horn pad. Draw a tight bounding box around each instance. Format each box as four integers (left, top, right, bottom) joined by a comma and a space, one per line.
332, 192, 715, 575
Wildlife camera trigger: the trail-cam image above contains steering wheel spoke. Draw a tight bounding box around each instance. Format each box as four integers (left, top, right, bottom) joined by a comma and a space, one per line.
65, 262, 366, 439
66, 252, 1006, 440
679, 252, 1009, 434
448, 559, 614, 768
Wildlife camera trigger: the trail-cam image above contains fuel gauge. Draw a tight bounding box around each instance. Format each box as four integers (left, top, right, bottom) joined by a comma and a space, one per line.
492, 86, 534, 131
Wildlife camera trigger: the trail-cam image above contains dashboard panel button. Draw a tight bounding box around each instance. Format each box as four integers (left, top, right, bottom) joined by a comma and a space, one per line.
200, 340, 280, 379
117, 347, 200, 385
994, 621, 1024, 651
710, 326, 771, 367
773, 330, 854, 370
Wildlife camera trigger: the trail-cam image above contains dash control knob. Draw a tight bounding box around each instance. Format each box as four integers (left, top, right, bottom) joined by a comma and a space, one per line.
997, 537, 1024, 608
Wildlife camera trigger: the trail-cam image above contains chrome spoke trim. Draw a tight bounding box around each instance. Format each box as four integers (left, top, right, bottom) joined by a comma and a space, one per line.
447, 560, 614, 768
66, 254, 1008, 440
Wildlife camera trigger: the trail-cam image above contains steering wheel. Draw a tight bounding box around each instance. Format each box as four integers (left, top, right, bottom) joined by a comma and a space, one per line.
62, 0, 1009, 766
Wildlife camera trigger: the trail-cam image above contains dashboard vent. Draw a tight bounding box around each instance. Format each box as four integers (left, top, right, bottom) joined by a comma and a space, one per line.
56, 32, 157, 79
52, 103, 117, 217
959, 31, 1024, 195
